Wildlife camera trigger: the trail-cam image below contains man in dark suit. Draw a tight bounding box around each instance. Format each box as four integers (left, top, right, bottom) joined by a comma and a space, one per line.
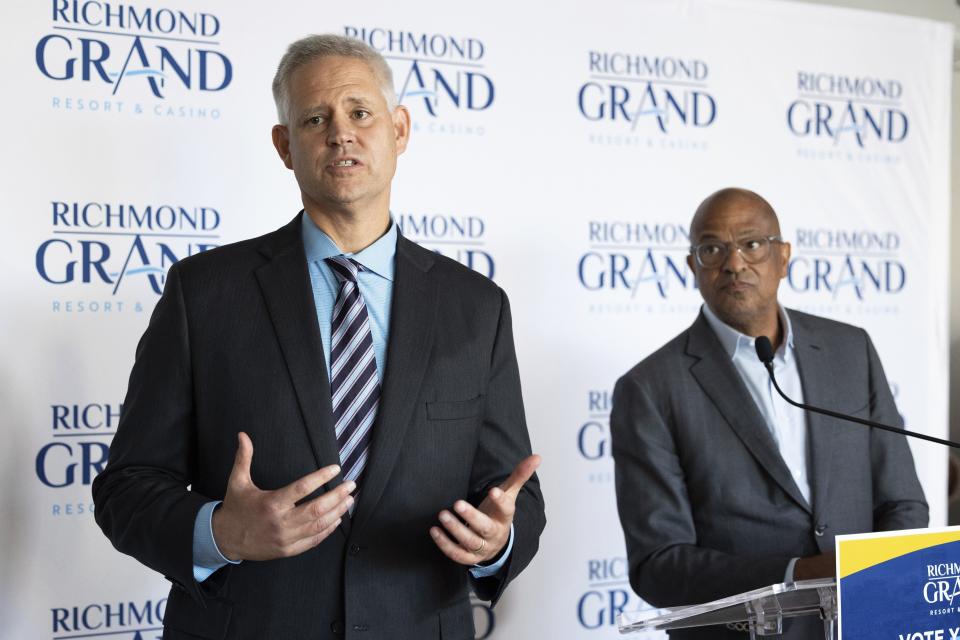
93, 34, 545, 640
611, 187, 927, 638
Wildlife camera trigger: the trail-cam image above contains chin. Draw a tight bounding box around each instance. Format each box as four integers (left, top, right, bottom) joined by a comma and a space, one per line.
320, 189, 364, 206
713, 302, 757, 325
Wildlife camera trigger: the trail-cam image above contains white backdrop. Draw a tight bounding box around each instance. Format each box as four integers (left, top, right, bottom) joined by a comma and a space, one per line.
0, 0, 953, 638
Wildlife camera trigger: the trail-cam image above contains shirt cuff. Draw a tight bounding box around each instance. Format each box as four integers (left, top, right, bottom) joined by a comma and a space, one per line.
469, 524, 514, 579
784, 557, 800, 585
192, 500, 241, 583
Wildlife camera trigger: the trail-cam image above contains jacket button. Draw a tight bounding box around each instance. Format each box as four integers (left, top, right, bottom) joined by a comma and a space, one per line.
353, 624, 369, 632
330, 620, 344, 635
815, 524, 828, 536
349, 544, 361, 555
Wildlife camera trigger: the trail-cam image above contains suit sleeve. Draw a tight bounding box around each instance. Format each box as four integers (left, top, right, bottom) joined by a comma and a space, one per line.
468, 288, 546, 604
611, 374, 792, 608
92, 263, 211, 603
862, 331, 929, 531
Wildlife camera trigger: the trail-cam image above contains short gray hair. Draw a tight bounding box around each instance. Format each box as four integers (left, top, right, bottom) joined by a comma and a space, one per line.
272, 34, 398, 125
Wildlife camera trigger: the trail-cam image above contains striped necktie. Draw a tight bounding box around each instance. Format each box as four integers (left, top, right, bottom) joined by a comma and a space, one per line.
325, 255, 380, 489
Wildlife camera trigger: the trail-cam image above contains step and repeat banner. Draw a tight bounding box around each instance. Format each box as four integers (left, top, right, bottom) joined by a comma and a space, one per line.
0, 0, 953, 638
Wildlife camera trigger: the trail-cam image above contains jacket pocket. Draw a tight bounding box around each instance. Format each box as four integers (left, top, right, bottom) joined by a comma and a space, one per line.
426, 396, 483, 421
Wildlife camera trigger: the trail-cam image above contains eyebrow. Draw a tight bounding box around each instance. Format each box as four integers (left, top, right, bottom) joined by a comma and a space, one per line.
297, 96, 375, 119
297, 105, 326, 119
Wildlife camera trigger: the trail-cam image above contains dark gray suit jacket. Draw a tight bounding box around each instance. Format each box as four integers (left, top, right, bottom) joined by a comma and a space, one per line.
611, 309, 927, 639
92, 215, 545, 640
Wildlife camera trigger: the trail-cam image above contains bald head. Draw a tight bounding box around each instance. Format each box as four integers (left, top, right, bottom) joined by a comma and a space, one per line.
691, 188, 780, 239
686, 186, 790, 342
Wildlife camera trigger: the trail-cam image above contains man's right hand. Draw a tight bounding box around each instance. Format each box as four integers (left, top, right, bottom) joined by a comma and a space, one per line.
212, 432, 355, 561
793, 552, 836, 581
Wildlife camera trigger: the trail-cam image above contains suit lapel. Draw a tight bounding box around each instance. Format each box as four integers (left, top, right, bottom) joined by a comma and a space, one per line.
254, 215, 351, 536
789, 310, 835, 520
352, 236, 438, 531
687, 313, 812, 514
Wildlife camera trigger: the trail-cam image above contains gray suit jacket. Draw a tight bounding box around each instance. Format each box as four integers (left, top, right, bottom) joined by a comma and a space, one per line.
611, 309, 927, 639
93, 215, 545, 640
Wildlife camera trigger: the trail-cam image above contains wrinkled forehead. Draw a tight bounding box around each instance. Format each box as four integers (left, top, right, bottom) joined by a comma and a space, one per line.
692, 201, 780, 241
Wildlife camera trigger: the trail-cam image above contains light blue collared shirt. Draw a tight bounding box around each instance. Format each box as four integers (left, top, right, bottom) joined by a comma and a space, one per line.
303, 211, 395, 382
192, 212, 511, 581
701, 303, 810, 583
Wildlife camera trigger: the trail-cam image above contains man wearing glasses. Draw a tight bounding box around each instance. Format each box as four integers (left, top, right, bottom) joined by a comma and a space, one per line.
610, 187, 927, 639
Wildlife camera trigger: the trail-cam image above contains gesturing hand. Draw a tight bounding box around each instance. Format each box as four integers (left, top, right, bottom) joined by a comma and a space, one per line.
211, 432, 355, 561
430, 454, 541, 565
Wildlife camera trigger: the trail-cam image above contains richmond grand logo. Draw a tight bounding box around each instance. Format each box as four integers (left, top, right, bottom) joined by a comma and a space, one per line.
578, 220, 698, 299
787, 72, 908, 148
396, 213, 494, 279
577, 557, 652, 631
36, 200, 221, 311
345, 26, 493, 133
578, 50, 717, 135
924, 563, 960, 613
37, 0, 232, 114
786, 228, 906, 300
36, 402, 121, 520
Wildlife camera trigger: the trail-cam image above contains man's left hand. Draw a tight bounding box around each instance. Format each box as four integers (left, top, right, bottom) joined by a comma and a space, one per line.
430, 454, 541, 565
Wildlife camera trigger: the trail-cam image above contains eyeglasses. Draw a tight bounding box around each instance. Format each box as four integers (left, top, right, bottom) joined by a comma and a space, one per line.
690, 235, 783, 269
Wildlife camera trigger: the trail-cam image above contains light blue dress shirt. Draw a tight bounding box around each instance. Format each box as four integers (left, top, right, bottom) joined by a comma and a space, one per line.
192, 212, 512, 581
701, 303, 810, 583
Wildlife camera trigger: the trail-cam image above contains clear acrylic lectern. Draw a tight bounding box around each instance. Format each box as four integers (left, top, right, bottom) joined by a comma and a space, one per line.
618, 579, 837, 639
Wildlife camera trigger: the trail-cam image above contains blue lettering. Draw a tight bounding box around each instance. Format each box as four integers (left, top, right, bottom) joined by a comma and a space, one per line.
577, 591, 605, 630
578, 252, 605, 290
198, 49, 232, 91
787, 100, 908, 145
578, 82, 605, 120
787, 101, 811, 135
36, 34, 75, 80
465, 72, 494, 110
36, 239, 76, 284
577, 422, 608, 460
36, 442, 76, 488
399, 60, 436, 117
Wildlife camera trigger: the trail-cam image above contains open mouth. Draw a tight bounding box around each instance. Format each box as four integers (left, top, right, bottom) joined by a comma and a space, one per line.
333, 159, 359, 167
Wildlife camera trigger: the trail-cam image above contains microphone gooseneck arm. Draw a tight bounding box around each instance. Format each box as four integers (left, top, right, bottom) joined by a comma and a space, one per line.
754, 336, 960, 450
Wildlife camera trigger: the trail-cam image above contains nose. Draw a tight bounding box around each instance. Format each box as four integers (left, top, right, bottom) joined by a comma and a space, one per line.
326, 112, 356, 147
721, 244, 747, 272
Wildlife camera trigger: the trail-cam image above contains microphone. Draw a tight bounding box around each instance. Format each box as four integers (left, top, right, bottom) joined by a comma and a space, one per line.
754, 336, 960, 450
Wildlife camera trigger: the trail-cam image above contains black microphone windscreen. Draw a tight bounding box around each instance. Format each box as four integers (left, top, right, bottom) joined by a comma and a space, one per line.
755, 336, 775, 364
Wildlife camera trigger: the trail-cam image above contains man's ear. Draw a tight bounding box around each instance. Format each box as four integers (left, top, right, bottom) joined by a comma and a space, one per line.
778, 241, 792, 279
392, 105, 411, 155
272, 124, 293, 169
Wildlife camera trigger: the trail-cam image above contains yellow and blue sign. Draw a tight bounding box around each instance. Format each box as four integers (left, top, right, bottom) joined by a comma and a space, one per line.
838, 526, 960, 639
